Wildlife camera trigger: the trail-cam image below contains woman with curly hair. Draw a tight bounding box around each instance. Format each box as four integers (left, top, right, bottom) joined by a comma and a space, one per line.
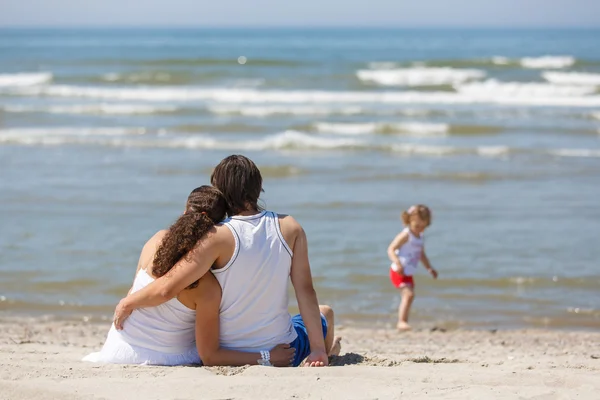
84, 186, 294, 366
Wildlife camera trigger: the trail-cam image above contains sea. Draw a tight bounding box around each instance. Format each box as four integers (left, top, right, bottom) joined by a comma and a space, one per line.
1, 28, 599, 330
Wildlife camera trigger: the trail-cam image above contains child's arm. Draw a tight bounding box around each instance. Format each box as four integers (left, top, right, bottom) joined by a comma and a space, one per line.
420, 248, 438, 279
387, 231, 409, 275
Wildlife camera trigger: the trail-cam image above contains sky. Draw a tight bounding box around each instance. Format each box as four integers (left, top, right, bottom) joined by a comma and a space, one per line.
1, 0, 600, 28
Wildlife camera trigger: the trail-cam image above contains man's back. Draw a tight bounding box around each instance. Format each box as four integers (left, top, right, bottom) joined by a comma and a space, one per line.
214, 211, 298, 351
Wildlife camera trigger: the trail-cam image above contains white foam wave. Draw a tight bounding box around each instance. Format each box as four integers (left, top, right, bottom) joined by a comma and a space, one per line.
6, 84, 600, 108
0, 127, 145, 145
456, 80, 597, 97
314, 122, 449, 136
255, 130, 361, 150
0, 129, 361, 151
209, 105, 365, 117
476, 146, 511, 157
209, 104, 438, 117
3, 128, 599, 159
491, 56, 510, 65
357, 67, 486, 86
3, 104, 179, 115
391, 144, 510, 157
367, 62, 398, 69
0, 127, 144, 137
520, 56, 575, 69
548, 148, 600, 158
0, 72, 52, 87
591, 112, 600, 120
543, 72, 600, 86
103, 72, 172, 82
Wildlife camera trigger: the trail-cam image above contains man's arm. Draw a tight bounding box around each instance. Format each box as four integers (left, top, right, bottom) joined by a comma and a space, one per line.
288, 218, 328, 366
113, 228, 222, 329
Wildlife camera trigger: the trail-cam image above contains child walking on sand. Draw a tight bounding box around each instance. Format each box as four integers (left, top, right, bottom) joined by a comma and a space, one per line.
387, 205, 438, 331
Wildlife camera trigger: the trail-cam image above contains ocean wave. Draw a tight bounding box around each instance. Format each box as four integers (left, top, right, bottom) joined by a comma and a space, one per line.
0, 127, 145, 142
104, 71, 170, 82
429, 276, 600, 289
367, 62, 398, 69
5, 84, 600, 108
208, 105, 366, 117
0, 72, 52, 87
566, 307, 597, 315
368, 56, 581, 70
548, 148, 600, 158
520, 56, 575, 69
356, 67, 486, 86
391, 144, 510, 157
487, 56, 577, 69
172, 123, 266, 134
209, 104, 442, 117
250, 130, 362, 150
98, 72, 264, 87
2, 103, 180, 115
345, 171, 538, 183
591, 112, 600, 120
0, 129, 361, 151
313, 122, 449, 136
491, 56, 511, 66
129, 57, 303, 67
2, 128, 599, 159
542, 72, 600, 86
102, 71, 180, 84
455, 80, 597, 97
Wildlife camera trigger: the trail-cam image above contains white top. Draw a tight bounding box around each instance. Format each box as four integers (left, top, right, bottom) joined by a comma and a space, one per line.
214, 210, 298, 352
82, 269, 201, 365
391, 228, 424, 276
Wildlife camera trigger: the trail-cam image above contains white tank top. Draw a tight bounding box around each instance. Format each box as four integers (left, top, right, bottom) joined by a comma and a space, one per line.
391, 228, 424, 276
117, 269, 197, 354
214, 210, 298, 352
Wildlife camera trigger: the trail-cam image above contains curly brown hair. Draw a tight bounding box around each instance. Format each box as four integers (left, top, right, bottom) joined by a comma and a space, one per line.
152, 186, 228, 289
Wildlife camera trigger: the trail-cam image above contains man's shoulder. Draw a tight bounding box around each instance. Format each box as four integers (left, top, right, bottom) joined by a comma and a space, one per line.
275, 213, 304, 235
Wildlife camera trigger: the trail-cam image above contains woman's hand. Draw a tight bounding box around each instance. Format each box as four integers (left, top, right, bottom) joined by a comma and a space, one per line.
429, 268, 438, 279
113, 298, 133, 330
269, 344, 296, 367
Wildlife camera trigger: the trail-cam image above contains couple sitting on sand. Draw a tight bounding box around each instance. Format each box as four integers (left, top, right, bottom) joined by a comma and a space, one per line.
84, 155, 341, 367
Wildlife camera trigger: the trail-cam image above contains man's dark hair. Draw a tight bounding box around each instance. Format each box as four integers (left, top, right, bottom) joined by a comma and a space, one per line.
210, 155, 263, 215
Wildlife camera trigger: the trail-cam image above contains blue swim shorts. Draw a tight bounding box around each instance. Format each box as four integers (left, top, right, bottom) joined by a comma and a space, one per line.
289, 313, 328, 367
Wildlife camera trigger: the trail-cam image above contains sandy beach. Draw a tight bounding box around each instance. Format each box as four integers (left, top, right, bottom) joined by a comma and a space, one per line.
0, 317, 598, 399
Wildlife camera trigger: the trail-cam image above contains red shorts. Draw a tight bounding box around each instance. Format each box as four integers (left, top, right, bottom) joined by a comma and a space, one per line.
389, 268, 414, 288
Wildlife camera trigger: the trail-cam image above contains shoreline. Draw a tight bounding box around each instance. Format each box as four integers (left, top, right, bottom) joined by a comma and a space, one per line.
2, 311, 599, 333
1, 317, 599, 399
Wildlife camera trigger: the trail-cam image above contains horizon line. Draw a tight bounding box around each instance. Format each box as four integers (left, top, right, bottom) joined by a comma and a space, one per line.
1, 24, 599, 30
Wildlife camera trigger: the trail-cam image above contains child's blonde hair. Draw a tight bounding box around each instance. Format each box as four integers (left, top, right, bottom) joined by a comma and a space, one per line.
401, 204, 432, 227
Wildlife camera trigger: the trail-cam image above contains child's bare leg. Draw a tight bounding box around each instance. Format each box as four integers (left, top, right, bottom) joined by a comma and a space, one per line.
319, 305, 341, 356
397, 286, 415, 331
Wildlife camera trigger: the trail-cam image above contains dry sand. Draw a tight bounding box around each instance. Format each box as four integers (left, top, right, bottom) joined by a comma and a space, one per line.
1, 316, 599, 399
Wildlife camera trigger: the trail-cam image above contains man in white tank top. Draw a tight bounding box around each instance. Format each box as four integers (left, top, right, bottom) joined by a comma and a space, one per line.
113, 155, 340, 367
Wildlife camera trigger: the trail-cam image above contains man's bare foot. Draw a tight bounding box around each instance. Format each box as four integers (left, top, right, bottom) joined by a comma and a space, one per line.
397, 322, 412, 332
328, 336, 342, 357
